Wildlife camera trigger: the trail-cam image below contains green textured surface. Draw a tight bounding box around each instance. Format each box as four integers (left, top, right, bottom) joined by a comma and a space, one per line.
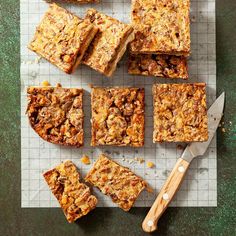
0, 0, 235, 235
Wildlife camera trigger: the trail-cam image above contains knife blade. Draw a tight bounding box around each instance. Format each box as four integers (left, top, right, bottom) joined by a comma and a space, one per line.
142, 92, 225, 233
182, 92, 225, 162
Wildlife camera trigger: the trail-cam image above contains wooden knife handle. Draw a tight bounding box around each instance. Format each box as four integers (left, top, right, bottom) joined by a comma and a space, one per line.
142, 158, 190, 233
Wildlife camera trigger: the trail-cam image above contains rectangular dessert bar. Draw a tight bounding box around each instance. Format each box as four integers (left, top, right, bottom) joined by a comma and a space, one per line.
85, 154, 146, 211
83, 9, 134, 77
130, 0, 190, 56
153, 83, 208, 142
27, 86, 84, 147
128, 54, 188, 79
43, 160, 98, 223
91, 87, 145, 147
28, 3, 98, 74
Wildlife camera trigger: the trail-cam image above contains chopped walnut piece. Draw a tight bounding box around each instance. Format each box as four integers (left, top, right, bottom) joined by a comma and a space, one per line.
43, 160, 97, 223
85, 154, 146, 211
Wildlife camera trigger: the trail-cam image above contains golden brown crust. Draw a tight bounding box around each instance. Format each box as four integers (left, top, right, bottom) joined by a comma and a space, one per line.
83, 9, 134, 77
85, 154, 146, 211
43, 160, 98, 223
27, 86, 84, 147
28, 4, 98, 74
91, 87, 145, 147
130, 0, 190, 56
128, 54, 188, 79
153, 83, 208, 142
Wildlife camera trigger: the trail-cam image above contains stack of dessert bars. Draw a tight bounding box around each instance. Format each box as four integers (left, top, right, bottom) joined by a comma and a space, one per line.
128, 0, 190, 80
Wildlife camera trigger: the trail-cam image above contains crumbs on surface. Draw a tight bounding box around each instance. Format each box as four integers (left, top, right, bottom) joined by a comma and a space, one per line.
41, 80, 51, 87
80, 155, 91, 165
146, 161, 155, 168
122, 157, 145, 165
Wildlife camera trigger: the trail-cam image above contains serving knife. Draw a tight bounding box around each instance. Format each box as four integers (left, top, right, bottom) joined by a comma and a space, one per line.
142, 92, 225, 233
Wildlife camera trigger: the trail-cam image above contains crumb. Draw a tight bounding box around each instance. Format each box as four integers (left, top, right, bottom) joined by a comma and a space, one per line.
80, 155, 91, 165
138, 158, 145, 164
146, 186, 154, 193
41, 80, 51, 87
88, 83, 94, 88
177, 144, 184, 150
221, 128, 226, 133
146, 161, 155, 168
191, 16, 196, 22
35, 56, 42, 64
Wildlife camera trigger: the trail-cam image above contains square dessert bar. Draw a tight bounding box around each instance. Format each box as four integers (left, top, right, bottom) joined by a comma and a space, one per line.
83, 9, 134, 77
28, 3, 98, 74
27, 86, 84, 147
128, 54, 188, 79
91, 87, 145, 147
153, 83, 208, 142
43, 160, 98, 223
85, 154, 146, 211
130, 0, 190, 56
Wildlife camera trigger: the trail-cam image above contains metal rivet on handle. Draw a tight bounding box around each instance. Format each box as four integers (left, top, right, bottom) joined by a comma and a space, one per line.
147, 220, 154, 227
163, 193, 169, 200
178, 166, 185, 173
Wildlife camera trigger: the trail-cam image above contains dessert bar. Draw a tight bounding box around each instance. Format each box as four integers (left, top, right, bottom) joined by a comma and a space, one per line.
85, 154, 146, 211
91, 87, 145, 147
27, 86, 84, 147
153, 83, 208, 142
44, 160, 97, 223
83, 9, 134, 77
130, 0, 190, 56
128, 54, 188, 79
28, 3, 98, 73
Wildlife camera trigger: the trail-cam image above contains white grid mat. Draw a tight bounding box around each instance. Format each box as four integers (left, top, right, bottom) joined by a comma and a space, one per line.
21, 0, 217, 207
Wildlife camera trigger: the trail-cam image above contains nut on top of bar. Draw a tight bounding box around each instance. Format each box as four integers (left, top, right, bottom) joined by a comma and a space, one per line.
43, 160, 98, 223
28, 3, 98, 73
153, 83, 208, 142
128, 54, 188, 79
91, 87, 145, 147
85, 154, 146, 211
83, 9, 134, 77
130, 0, 190, 56
27, 86, 84, 147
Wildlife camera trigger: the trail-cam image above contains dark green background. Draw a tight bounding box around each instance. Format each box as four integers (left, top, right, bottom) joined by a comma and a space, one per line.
0, 1, 235, 235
